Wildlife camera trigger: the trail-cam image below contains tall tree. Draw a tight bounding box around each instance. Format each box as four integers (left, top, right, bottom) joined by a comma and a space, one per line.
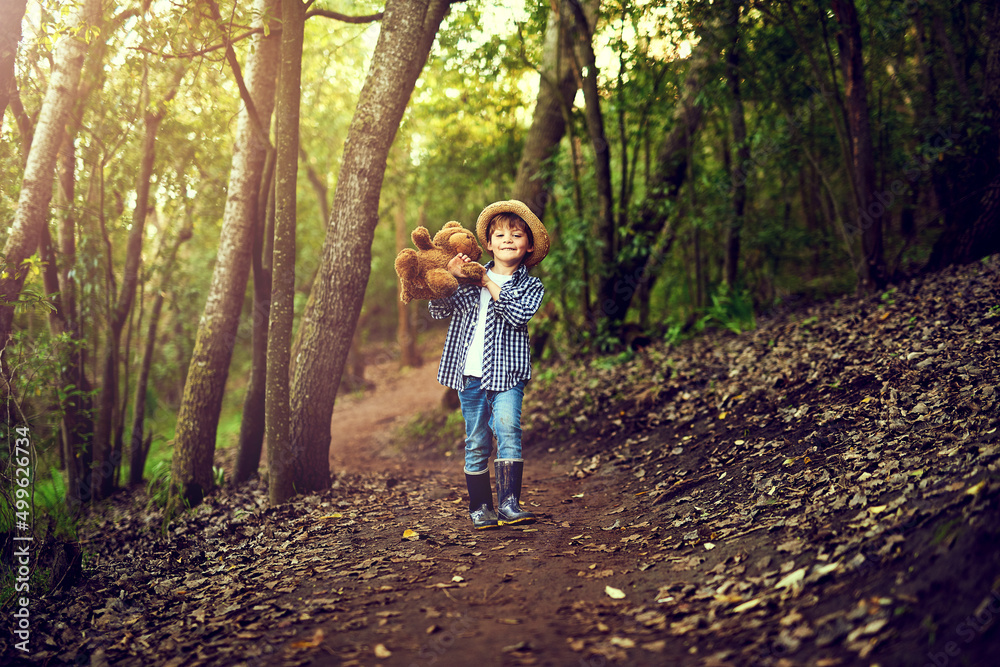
512, 0, 583, 219
724, 0, 748, 287
928, 1, 1000, 266
233, 146, 275, 484
832, 0, 885, 291
601, 34, 713, 329
569, 0, 617, 324
0, 0, 27, 132
0, 0, 101, 352
129, 219, 192, 485
290, 0, 459, 495
91, 64, 183, 500
265, 0, 305, 506
395, 195, 420, 369
171, 0, 280, 505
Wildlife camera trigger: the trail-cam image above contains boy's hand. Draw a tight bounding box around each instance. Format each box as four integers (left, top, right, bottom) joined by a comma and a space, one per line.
447, 253, 473, 278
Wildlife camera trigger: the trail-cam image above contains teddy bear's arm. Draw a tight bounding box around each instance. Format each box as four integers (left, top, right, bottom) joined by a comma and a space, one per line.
411, 226, 435, 251
459, 262, 485, 283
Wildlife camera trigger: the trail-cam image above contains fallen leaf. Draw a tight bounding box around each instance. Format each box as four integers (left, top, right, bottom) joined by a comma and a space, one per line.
290, 628, 324, 649
605, 585, 626, 599
775, 567, 807, 590
374, 644, 391, 658
966, 480, 987, 496
642, 639, 667, 652
733, 598, 762, 613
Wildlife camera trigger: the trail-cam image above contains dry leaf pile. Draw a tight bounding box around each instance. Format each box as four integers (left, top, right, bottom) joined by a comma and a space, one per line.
525, 256, 1000, 665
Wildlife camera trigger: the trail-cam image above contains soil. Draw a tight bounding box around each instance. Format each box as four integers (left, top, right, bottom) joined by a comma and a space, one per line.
4, 259, 1000, 666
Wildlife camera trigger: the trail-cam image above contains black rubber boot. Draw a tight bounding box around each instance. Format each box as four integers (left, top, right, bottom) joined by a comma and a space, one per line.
495, 459, 535, 525
465, 471, 499, 530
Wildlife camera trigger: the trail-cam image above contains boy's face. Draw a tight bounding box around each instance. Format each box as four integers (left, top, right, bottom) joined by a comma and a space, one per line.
486, 221, 534, 268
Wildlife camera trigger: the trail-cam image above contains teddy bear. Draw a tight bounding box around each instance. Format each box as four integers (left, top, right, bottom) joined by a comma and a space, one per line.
395, 221, 486, 303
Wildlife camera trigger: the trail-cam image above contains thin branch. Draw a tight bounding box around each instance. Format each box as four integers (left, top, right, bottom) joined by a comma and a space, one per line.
129, 28, 261, 59
128, 8, 382, 60
207, 0, 272, 152
305, 9, 383, 23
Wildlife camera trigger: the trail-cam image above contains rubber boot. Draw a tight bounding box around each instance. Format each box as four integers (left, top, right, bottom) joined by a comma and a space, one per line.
495, 459, 535, 525
465, 471, 498, 530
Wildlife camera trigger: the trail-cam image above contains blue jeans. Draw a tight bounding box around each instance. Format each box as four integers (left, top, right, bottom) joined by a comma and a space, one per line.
458, 376, 525, 473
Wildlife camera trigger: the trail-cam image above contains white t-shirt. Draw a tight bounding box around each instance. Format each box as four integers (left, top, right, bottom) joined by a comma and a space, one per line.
463, 268, 513, 377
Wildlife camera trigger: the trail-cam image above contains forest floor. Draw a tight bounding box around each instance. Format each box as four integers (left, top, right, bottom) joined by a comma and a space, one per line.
4, 257, 1000, 667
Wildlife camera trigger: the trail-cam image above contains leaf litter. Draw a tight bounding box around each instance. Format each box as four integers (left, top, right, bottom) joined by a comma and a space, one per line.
6, 258, 1000, 666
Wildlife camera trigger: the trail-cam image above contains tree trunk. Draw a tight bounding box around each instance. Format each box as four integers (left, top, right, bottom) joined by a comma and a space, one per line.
92, 62, 181, 500
0, 0, 99, 351
129, 223, 192, 486
602, 36, 712, 328
266, 0, 305, 506
928, 2, 1000, 266
0, 0, 27, 132
233, 152, 275, 485
512, 0, 582, 219
290, 0, 455, 495
171, 0, 280, 505
724, 0, 748, 288
832, 0, 885, 291
569, 0, 617, 326
92, 111, 160, 499
395, 200, 420, 368
53, 112, 94, 507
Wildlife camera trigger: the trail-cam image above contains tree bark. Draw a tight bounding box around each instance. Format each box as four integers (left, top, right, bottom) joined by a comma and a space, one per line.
512, 0, 582, 219
568, 0, 618, 325
53, 76, 97, 508
171, 0, 280, 505
0, 0, 27, 132
832, 0, 885, 291
233, 151, 275, 484
0, 0, 100, 351
266, 0, 305, 506
129, 223, 192, 486
724, 0, 748, 287
290, 0, 455, 495
395, 198, 420, 368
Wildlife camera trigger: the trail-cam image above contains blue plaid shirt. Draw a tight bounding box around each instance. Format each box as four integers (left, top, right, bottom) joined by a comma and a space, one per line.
429, 262, 544, 392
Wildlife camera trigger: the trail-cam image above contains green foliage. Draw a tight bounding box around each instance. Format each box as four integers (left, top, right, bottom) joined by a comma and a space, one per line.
695, 284, 756, 335
146, 461, 195, 534
146, 460, 174, 510
393, 408, 465, 456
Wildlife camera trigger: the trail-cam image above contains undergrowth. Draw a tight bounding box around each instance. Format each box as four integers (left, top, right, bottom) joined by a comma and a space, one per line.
392, 407, 464, 457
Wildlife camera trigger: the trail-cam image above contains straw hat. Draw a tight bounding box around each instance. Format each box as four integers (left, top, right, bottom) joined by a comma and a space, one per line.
475, 200, 550, 269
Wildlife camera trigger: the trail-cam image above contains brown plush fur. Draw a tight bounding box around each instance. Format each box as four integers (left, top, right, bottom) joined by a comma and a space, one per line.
394, 221, 485, 303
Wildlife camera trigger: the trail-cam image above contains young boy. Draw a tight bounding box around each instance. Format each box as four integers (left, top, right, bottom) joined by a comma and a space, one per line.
429, 200, 549, 529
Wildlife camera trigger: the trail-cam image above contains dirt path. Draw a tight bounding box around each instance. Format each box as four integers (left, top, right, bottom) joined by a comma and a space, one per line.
327, 341, 446, 473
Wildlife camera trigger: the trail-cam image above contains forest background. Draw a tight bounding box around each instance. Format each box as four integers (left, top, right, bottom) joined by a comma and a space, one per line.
1, 0, 998, 545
